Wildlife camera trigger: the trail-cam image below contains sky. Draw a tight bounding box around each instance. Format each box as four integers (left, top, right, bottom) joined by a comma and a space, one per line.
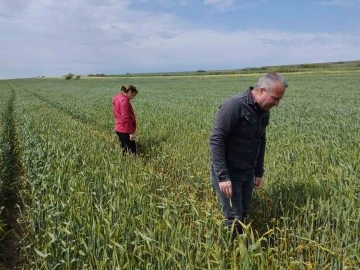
0, 0, 359, 79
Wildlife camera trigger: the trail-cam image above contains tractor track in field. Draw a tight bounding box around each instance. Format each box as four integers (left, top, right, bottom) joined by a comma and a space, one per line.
10, 81, 104, 129
9, 81, 119, 151
6, 81, 203, 180
7, 81, 207, 189
7, 81, 200, 188
0, 82, 25, 270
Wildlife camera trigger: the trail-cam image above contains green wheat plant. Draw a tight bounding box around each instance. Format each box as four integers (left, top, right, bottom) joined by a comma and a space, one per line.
0, 71, 358, 269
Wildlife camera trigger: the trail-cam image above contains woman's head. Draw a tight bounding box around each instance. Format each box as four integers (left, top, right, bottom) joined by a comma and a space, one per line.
121, 85, 138, 99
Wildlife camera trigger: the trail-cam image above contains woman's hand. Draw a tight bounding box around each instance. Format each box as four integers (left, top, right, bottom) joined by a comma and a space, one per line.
129, 134, 136, 141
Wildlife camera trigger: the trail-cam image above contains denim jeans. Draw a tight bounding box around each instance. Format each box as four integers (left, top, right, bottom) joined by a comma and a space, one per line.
211, 166, 255, 231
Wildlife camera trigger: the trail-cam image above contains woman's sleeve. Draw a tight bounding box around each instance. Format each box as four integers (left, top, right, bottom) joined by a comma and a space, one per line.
120, 99, 131, 133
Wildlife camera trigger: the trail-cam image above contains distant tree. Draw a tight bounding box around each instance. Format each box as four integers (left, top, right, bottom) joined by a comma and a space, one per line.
86, 73, 107, 77
65, 73, 73, 80
276, 67, 298, 73
208, 72, 221, 75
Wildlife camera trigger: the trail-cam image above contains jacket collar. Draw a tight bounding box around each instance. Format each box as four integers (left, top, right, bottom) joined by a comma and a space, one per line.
245, 88, 255, 105
246, 87, 267, 113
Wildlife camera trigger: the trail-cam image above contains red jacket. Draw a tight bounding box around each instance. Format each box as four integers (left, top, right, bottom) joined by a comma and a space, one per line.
112, 93, 136, 134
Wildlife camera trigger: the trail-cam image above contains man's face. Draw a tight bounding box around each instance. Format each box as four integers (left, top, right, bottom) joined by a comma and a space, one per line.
257, 82, 285, 111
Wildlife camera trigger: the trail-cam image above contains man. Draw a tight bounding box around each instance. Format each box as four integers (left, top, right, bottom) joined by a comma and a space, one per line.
209, 72, 288, 238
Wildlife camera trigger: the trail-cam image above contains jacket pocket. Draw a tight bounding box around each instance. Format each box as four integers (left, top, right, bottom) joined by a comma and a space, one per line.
244, 113, 257, 125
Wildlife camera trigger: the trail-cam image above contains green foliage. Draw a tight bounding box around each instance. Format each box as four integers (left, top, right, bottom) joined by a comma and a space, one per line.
66, 74, 81, 80
0, 81, 23, 262
0, 81, 11, 248
1, 72, 360, 269
88, 73, 107, 77
64, 73, 73, 80
208, 71, 221, 75
107, 60, 360, 77
275, 67, 299, 73
298, 64, 329, 68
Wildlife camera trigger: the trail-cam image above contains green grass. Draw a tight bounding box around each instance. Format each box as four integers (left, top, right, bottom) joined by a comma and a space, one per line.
1, 72, 359, 269
0, 84, 6, 244
0, 80, 14, 247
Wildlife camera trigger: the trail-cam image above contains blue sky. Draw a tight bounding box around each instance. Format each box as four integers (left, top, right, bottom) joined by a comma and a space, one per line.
0, 0, 359, 79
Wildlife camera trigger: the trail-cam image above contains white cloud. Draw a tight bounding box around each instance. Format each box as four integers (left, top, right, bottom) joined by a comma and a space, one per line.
204, 0, 236, 10
0, 0, 359, 78
116, 29, 358, 71
0, 0, 32, 13
319, 0, 360, 6
0, 0, 189, 77
203, 0, 267, 12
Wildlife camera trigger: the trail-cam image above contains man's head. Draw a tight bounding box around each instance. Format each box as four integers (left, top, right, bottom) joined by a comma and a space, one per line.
252, 73, 288, 111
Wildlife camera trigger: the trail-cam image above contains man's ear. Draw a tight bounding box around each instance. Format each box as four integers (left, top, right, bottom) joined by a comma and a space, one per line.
259, 88, 266, 96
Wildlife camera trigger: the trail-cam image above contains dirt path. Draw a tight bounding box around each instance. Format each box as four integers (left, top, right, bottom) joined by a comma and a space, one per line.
0, 180, 24, 270
0, 84, 25, 270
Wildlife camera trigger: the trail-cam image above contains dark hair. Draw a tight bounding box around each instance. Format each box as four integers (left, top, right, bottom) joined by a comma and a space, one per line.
121, 85, 138, 94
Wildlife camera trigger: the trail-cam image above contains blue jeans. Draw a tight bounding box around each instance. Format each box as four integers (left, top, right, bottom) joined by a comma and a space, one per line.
211, 167, 255, 231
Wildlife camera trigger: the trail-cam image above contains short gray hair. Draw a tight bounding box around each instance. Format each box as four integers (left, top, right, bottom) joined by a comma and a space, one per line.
255, 72, 288, 92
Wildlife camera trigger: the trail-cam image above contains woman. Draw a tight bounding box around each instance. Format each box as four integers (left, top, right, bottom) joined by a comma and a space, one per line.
112, 85, 138, 154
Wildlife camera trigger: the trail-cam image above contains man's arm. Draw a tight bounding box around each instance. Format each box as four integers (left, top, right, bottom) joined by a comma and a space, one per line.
210, 98, 242, 182
254, 113, 270, 189
255, 131, 266, 178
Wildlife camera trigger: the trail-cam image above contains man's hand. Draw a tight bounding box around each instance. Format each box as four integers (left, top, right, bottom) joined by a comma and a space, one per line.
219, 180, 232, 198
129, 134, 136, 141
254, 177, 263, 189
